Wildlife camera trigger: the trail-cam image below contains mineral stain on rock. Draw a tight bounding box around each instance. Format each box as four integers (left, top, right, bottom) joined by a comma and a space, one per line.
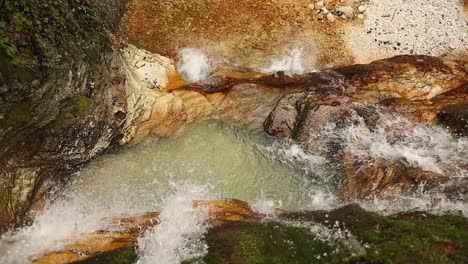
0, 0, 467, 263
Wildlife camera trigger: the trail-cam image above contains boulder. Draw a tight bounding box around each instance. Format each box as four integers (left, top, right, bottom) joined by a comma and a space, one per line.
340, 156, 451, 201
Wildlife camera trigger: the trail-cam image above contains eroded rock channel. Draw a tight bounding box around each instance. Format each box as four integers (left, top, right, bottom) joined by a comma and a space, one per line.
0, 0, 467, 263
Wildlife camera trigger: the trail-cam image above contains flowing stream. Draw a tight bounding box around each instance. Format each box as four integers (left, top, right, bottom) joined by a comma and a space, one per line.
0, 121, 338, 263
1, 117, 466, 263
1, 48, 467, 263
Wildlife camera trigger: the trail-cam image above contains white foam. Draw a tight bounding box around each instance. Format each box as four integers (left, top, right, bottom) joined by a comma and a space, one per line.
0, 193, 109, 264
342, 111, 468, 177
261, 47, 315, 76
297, 107, 468, 215
177, 48, 212, 82
360, 193, 468, 217
137, 182, 212, 264
258, 140, 340, 211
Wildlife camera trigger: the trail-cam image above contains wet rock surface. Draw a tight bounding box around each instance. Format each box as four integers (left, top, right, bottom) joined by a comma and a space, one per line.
0, 48, 126, 230
29, 200, 468, 264
1, 43, 466, 234
262, 55, 467, 201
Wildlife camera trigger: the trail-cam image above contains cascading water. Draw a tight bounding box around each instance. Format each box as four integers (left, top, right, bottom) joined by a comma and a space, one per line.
0, 121, 337, 263
298, 106, 468, 215
1, 49, 467, 264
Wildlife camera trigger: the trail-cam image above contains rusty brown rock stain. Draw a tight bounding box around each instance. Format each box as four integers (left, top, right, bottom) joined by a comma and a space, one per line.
119, 0, 355, 69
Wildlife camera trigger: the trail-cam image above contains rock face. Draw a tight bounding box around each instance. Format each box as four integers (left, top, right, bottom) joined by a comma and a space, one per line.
0, 0, 131, 231
1, 36, 466, 232
264, 55, 468, 201
0, 47, 126, 229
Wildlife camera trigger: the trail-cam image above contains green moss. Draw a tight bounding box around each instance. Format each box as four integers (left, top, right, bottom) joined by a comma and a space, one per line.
185, 223, 350, 264
0, 0, 110, 69
76, 246, 138, 264
357, 213, 468, 264
292, 100, 311, 140
75, 95, 94, 116
287, 88, 305, 94
183, 210, 467, 264
0, 49, 39, 85
53, 95, 95, 125
0, 102, 33, 127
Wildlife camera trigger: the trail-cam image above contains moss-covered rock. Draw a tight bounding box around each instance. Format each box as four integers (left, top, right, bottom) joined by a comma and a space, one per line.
359, 213, 468, 264
186, 222, 351, 264
187, 206, 468, 264
0, 0, 109, 65
0, 102, 32, 128
75, 246, 138, 264
0, 0, 127, 229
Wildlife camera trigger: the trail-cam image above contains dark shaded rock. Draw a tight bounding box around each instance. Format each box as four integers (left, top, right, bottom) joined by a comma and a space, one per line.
95, 0, 130, 32
0, 48, 128, 229
278, 204, 381, 233
437, 104, 468, 137
264, 93, 307, 138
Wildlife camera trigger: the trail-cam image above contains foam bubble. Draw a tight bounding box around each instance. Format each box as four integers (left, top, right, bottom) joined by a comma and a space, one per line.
137, 182, 212, 264
177, 48, 212, 82
341, 111, 468, 177
0, 193, 109, 264
261, 47, 315, 76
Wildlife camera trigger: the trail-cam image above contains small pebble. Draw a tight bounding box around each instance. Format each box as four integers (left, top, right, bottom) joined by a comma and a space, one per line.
336, 6, 355, 17
314, 1, 324, 10
319, 7, 329, 14
327, 13, 336, 22
358, 14, 365, 19
358, 5, 366, 13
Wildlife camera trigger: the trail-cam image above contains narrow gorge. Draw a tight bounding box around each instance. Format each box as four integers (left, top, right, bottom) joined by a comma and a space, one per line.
0, 0, 467, 263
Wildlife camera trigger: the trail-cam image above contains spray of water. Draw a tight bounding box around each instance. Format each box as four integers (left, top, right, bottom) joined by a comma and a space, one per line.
297, 106, 468, 215
260, 47, 315, 76
0, 194, 111, 264
177, 48, 213, 82
341, 110, 468, 177
137, 182, 212, 264
1, 111, 466, 263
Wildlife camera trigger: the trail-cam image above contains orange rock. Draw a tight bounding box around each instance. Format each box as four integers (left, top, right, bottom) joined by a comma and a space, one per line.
193, 199, 262, 227
104, 212, 160, 234
30, 232, 136, 264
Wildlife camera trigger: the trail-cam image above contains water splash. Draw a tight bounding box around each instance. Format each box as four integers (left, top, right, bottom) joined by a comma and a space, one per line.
177, 48, 212, 82
257, 140, 339, 211
297, 106, 468, 215
0, 122, 322, 263
0, 194, 109, 264
261, 47, 315, 76
137, 182, 212, 264
341, 110, 468, 177
1, 114, 466, 263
